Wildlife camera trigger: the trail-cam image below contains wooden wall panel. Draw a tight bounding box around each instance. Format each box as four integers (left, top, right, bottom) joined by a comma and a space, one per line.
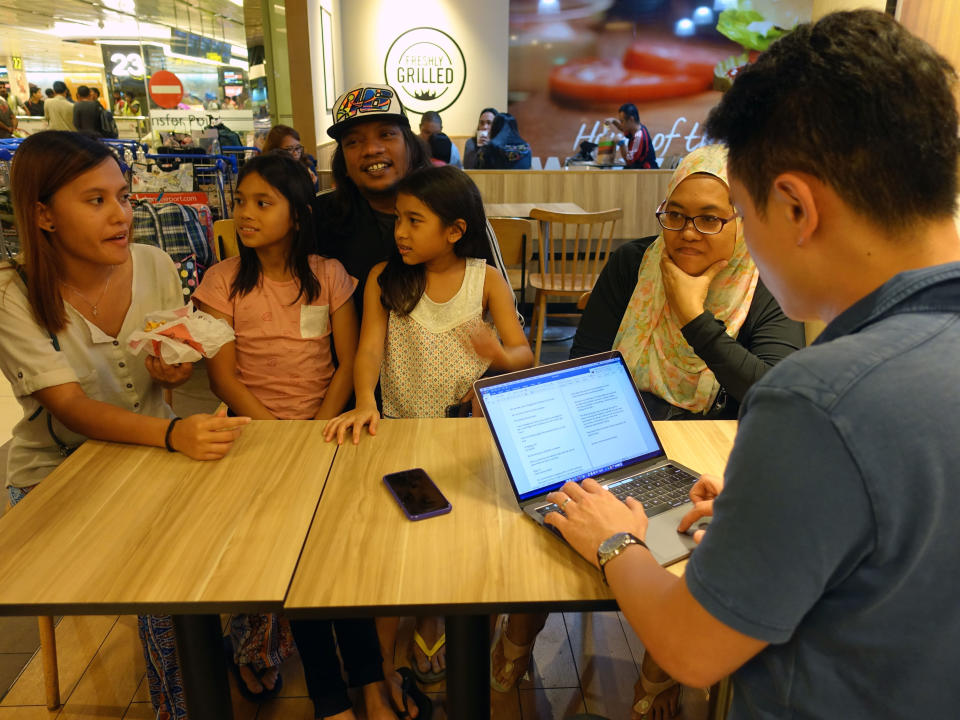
467, 170, 674, 240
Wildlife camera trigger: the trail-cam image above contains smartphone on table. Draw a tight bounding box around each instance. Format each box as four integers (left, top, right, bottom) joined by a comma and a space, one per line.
383, 468, 452, 521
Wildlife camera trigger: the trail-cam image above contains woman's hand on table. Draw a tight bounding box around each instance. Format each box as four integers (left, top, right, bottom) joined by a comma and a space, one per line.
660, 254, 727, 327
145, 356, 193, 388
170, 407, 250, 460
544, 478, 649, 566
677, 473, 724, 544
323, 405, 381, 445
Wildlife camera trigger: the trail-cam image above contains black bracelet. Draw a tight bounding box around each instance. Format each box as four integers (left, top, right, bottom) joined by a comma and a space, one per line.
165, 417, 181, 453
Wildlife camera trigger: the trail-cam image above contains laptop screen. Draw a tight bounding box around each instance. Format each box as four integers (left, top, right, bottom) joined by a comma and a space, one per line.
476, 353, 665, 502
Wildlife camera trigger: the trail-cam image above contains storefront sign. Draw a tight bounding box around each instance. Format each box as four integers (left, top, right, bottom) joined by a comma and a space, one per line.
383, 27, 466, 115
148, 109, 255, 133
148, 71, 184, 109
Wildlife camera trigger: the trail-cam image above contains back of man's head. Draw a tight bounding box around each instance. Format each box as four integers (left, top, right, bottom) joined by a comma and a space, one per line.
706, 9, 959, 231
77, 86, 91, 100
53, 81, 67, 95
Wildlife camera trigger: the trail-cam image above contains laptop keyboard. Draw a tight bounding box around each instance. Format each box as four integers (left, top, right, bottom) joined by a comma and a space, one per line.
536, 464, 696, 520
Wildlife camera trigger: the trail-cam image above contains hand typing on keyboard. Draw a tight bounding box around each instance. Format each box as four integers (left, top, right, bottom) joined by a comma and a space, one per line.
543, 478, 651, 568
676, 473, 724, 544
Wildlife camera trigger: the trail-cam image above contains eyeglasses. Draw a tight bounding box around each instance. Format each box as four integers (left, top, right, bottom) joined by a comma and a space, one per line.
281, 144, 304, 156
655, 210, 738, 235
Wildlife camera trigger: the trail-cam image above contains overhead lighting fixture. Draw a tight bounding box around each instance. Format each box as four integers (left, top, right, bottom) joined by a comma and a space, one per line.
52, 19, 170, 40
230, 44, 248, 59
64, 60, 107, 67
229, 0, 244, 6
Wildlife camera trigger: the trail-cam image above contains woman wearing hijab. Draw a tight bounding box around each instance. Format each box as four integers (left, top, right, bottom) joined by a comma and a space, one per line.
571, 143, 803, 420
491, 145, 803, 719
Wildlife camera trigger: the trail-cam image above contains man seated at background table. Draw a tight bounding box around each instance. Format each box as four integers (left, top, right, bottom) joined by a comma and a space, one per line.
605, 103, 658, 169
545, 10, 960, 718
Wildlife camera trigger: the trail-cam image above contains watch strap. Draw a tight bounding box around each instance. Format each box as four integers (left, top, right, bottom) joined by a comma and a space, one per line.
598, 533, 648, 585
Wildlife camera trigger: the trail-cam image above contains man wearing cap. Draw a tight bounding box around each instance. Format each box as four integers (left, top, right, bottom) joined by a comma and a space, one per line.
315, 83, 511, 308
313, 84, 433, 306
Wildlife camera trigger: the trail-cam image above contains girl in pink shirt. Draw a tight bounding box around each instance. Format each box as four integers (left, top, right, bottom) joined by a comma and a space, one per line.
194, 154, 397, 718
194, 153, 358, 420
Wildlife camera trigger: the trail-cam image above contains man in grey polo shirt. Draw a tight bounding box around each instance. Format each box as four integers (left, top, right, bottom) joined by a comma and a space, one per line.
544, 10, 960, 718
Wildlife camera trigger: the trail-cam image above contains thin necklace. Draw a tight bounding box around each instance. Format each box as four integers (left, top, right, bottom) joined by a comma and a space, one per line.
62, 266, 115, 317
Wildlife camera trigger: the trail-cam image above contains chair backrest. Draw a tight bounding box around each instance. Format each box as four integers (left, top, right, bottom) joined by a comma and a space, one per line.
529, 208, 622, 291
213, 218, 238, 261
488, 217, 532, 266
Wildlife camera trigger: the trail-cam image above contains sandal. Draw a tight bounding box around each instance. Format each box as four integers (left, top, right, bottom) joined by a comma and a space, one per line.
388, 666, 433, 720
222, 636, 283, 703
490, 615, 535, 692
411, 629, 446, 684
632, 666, 680, 720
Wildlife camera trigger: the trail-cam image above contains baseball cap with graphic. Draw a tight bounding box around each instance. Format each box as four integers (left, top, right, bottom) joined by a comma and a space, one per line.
327, 83, 410, 141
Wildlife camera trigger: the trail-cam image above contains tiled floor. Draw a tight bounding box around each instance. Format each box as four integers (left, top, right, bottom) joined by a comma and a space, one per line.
0, 322, 710, 719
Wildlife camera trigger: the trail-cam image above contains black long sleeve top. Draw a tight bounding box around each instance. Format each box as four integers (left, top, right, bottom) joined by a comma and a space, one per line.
570, 236, 805, 420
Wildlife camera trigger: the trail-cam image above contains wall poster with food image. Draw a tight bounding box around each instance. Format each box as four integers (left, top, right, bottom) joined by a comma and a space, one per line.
508, 0, 811, 168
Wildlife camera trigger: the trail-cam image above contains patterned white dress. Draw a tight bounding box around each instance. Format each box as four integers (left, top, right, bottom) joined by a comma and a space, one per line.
381, 257, 491, 418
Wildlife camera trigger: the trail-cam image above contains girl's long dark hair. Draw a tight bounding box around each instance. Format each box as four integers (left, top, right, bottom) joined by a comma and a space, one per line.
379, 165, 493, 315
230, 152, 320, 304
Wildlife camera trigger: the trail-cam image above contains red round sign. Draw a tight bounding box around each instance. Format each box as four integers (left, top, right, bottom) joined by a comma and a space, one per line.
148, 71, 184, 109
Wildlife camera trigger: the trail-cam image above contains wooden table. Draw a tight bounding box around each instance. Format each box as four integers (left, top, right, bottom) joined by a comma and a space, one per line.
484, 201, 585, 218
286, 418, 737, 718
0, 421, 336, 720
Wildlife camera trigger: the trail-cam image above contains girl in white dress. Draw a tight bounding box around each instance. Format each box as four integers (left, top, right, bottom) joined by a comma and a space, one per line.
324, 164, 532, 701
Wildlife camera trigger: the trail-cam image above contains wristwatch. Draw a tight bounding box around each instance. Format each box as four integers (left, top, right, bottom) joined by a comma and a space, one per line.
597, 532, 648, 584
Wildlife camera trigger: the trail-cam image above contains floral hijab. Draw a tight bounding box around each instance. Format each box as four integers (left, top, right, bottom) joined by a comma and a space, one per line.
612, 144, 759, 414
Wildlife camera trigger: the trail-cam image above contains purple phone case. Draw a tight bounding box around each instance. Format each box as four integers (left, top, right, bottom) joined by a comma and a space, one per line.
383, 469, 452, 521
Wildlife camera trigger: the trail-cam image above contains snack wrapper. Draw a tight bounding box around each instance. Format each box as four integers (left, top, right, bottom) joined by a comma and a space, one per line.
126, 306, 235, 364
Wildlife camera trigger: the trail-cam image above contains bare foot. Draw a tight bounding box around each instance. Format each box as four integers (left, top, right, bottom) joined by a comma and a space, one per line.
363, 680, 402, 720
323, 709, 358, 720
386, 670, 419, 719
412, 616, 445, 678
237, 664, 263, 694
259, 666, 278, 691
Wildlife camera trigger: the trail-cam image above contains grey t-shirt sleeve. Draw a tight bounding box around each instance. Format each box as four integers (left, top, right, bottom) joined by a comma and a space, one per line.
685, 385, 875, 643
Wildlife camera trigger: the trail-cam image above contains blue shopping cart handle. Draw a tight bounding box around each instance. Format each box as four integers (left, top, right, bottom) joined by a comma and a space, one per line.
144, 153, 237, 174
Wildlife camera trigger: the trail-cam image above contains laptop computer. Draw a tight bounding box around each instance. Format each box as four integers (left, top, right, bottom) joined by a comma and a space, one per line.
474, 351, 704, 566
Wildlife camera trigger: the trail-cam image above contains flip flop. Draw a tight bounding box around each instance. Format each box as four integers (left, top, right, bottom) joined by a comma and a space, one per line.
633, 666, 680, 720
490, 614, 535, 692
222, 635, 283, 703
411, 629, 446, 684
389, 667, 433, 720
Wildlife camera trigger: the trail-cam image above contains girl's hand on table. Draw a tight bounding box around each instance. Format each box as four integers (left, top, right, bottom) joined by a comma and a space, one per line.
660, 254, 727, 327
170, 407, 250, 460
145, 356, 193, 388
323, 406, 381, 445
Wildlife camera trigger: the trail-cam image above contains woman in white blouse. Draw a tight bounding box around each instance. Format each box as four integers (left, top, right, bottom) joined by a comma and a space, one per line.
0, 131, 249, 720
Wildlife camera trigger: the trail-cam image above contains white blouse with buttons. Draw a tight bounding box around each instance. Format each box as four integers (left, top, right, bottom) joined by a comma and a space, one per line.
0, 245, 185, 488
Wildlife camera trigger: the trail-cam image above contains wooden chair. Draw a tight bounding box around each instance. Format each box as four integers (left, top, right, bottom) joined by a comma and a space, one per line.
39, 616, 59, 708
488, 217, 534, 307
213, 218, 238, 261
4, 495, 59, 709
528, 208, 622, 365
